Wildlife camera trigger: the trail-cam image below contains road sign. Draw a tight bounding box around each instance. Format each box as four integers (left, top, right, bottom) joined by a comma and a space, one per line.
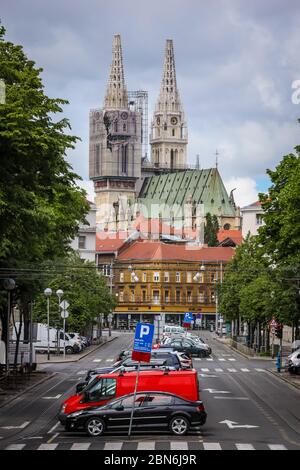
108, 314, 113, 322
61, 310, 69, 319
195, 318, 201, 325
60, 300, 70, 310
184, 312, 194, 323
133, 323, 154, 355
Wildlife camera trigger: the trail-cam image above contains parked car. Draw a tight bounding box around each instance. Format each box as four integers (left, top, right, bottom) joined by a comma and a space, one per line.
286, 349, 300, 374
115, 349, 131, 362
159, 338, 211, 357
65, 391, 206, 436
59, 369, 200, 428
68, 333, 84, 350
162, 325, 185, 337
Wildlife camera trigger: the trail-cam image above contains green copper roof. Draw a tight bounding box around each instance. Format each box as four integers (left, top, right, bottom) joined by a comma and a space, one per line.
138, 169, 236, 219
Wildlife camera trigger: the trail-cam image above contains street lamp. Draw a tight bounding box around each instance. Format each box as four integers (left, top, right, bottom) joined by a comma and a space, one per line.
3, 278, 16, 373
56, 289, 64, 355
44, 288, 52, 360
128, 265, 139, 330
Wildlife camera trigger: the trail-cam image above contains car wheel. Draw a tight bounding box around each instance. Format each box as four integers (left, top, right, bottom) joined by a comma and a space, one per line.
85, 417, 105, 437
169, 416, 190, 436
65, 346, 73, 355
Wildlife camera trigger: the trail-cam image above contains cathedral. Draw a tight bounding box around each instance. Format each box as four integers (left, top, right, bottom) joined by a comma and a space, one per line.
89, 35, 240, 238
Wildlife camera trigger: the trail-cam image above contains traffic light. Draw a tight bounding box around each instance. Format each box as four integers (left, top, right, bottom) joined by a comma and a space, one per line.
275, 325, 283, 339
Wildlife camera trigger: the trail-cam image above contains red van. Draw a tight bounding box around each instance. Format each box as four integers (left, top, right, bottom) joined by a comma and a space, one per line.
59, 369, 199, 428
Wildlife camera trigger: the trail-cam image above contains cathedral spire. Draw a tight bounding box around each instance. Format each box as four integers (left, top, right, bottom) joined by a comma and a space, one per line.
104, 34, 128, 110
156, 39, 181, 113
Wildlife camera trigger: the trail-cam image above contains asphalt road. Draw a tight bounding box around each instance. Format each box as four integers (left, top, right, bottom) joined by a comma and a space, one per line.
0, 331, 299, 451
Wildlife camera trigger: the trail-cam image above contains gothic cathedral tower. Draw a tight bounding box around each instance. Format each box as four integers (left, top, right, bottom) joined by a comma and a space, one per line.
89, 35, 142, 228
150, 39, 188, 170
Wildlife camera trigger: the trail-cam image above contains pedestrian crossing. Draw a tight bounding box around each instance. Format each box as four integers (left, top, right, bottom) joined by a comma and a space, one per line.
3, 441, 288, 451
198, 368, 267, 373
90, 357, 241, 364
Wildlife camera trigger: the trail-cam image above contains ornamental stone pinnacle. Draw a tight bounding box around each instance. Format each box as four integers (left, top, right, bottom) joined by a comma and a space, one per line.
104, 34, 128, 110
156, 39, 181, 113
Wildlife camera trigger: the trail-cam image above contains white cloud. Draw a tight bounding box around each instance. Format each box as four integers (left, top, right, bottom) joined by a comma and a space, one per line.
76, 179, 95, 203
224, 176, 259, 208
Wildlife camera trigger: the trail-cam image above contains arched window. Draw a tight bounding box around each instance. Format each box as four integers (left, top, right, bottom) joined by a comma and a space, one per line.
224, 223, 231, 230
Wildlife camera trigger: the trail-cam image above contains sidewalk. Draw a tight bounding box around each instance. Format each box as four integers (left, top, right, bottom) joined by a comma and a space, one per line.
268, 369, 300, 391
36, 334, 117, 364
215, 336, 292, 361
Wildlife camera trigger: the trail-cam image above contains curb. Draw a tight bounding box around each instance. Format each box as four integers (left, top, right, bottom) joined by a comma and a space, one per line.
214, 338, 277, 361
0, 372, 57, 409
36, 336, 117, 365
267, 369, 300, 391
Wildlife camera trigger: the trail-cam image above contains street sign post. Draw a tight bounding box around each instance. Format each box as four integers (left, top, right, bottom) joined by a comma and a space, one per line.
129, 322, 155, 437
183, 312, 193, 329
59, 300, 69, 360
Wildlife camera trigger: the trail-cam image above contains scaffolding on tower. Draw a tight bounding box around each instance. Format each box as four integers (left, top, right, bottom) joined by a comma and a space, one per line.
128, 90, 149, 162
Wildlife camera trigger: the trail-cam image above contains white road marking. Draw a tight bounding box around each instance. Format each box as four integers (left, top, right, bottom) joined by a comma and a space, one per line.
137, 441, 156, 450
218, 358, 226, 362
236, 443, 255, 450
203, 443, 222, 450
227, 369, 237, 372
215, 368, 224, 372
206, 358, 213, 361
194, 358, 202, 361
47, 422, 60, 434
5, 444, 26, 450
228, 358, 236, 361
201, 368, 210, 372
203, 389, 231, 394
104, 442, 123, 450
255, 368, 266, 372
42, 394, 62, 400
241, 369, 250, 372
76, 370, 87, 375
71, 443, 91, 450
93, 359, 102, 363
198, 374, 218, 378
105, 359, 114, 362
0, 421, 30, 430
268, 445, 287, 450
214, 397, 249, 400
38, 444, 58, 450
170, 441, 188, 450
220, 420, 258, 429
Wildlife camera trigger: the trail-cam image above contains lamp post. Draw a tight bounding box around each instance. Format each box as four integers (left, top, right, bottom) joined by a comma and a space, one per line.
56, 289, 64, 355
3, 278, 16, 374
44, 288, 52, 361
128, 265, 139, 330
193, 264, 205, 329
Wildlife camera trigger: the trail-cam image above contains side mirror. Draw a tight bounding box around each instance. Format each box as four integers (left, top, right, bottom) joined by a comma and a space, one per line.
115, 405, 124, 412
76, 382, 87, 394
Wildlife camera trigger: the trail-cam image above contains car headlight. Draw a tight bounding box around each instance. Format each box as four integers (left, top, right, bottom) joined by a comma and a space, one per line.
61, 404, 67, 413
68, 411, 84, 418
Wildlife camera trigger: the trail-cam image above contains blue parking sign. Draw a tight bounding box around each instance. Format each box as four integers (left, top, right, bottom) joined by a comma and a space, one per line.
133, 323, 155, 353
183, 312, 194, 323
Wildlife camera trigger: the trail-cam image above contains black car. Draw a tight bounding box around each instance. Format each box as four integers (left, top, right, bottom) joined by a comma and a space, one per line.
159, 338, 209, 357
65, 391, 207, 436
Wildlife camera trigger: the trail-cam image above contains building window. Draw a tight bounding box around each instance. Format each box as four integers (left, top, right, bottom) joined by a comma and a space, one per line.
198, 291, 204, 303
120, 272, 124, 282
187, 272, 192, 283
165, 290, 170, 303
143, 272, 147, 282
176, 272, 181, 283
256, 214, 263, 226
102, 265, 111, 277
142, 290, 147, 302
172, 129, 175, 136
164, 272, 170, 282
131, 290, 135, 302
187, 291, 192, 303
153, 272, 160, 282
153, 290, 160, 305
176, 290, 181, 303
223, 223, 230, 230
119, 291, 124, 302
211, 273, 216, 283
78, 236, 86, 249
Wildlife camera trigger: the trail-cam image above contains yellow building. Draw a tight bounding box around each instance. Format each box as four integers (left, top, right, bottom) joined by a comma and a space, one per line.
113, 240, 234, 330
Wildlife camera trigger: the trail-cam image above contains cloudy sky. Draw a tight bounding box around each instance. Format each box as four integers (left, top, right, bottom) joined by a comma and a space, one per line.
2, 0, 300, 206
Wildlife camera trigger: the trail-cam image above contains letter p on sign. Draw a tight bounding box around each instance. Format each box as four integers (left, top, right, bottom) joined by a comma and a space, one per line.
140, 325, 150, 338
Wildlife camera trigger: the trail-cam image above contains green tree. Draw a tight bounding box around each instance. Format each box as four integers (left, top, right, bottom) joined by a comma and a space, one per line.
204, 213, 219, 246
0, 25, 89, 343
33, 255, 116, 334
